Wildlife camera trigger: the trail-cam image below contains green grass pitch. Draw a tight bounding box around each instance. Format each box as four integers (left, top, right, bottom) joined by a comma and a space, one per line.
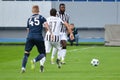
0, 45, 120, 80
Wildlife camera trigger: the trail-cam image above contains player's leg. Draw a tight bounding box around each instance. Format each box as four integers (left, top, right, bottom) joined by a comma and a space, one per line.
43, 40, 52, 64
51, 47, 57, 64
39, 41, 51, 72
31, 39, 48, 72
60, 40, 67, 64
31, 40, 46, 70
39, 57, 46, 72
21, 38, 34, 73
54, 42, 62, 68
56, 49, 62, 68
45, 41, 52, 54
38, 41, 51, 71
34, 40, 46, 62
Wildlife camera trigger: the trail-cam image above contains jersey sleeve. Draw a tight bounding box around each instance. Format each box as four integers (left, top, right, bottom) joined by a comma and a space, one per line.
59, 18, 64, 24
41, 16, 47, 24
27, 18, 30, 28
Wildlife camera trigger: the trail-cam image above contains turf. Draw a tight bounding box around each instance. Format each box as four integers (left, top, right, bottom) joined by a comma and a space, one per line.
0, 45, 120, 80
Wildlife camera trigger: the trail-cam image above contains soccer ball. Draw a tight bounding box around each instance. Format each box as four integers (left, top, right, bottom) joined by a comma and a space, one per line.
91, 58, 99, 66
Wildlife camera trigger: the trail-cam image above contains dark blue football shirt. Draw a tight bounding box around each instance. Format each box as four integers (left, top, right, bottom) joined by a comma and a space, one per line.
27, 14, 46, 41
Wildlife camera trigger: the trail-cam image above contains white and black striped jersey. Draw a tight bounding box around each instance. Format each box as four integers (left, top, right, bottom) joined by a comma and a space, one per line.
57, 11, 69, 33
45, 16, 64, 42
45, 33, 60, 42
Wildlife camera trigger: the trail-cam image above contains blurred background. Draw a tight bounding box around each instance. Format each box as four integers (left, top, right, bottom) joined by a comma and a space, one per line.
0, 0, 120, 43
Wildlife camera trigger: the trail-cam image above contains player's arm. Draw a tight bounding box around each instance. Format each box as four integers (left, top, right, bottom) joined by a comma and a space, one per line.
43, 22, 54, 40
44, 22, 52, 34
63, 22, 74, 40
43, 23, 48, 32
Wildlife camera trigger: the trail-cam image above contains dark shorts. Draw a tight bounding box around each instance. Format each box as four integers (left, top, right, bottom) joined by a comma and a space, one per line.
25, 38, 46, 55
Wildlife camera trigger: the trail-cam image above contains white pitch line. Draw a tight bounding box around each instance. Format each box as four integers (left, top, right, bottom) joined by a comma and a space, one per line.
67, 46, 95, 53
88, 75, 120, 78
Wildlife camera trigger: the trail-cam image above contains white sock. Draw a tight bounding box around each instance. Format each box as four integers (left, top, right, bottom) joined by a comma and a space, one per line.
33, 59, 36, 63
57, 49, 62, 60
61, 49, 66, 62
22, 67, 25, 70
40, 57, 46, 66
51, 47, 57, 59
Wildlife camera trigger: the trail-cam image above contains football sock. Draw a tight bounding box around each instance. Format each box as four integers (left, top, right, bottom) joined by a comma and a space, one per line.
22, 53, 29, 68
51, 48, 57, 59
57, 49, 62, 60
35, 54, 45, 62
61, 49, 66, 62
40, 57, 46, 66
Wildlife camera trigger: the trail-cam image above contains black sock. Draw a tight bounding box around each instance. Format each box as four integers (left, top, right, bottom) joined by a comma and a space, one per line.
22, 53, 29, 68
35, 54, 45, 62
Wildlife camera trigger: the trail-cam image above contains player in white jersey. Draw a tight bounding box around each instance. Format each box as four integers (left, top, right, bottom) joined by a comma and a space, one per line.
51, 3, 69, 64
42, 8, 73, 68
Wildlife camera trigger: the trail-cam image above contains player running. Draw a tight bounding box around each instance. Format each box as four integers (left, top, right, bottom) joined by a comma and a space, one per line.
43, 8, 74, 68
21, 5, 50, 73
51, 3, 70, 64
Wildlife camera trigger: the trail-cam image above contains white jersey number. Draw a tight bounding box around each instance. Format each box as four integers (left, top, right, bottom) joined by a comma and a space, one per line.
29, 18, 40, 26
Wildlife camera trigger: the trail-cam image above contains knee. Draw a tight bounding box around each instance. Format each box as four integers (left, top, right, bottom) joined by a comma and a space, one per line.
62, 46, 66, 49
61, 43, 67, 49
24, 51, 30, 54
41, 53, 46, 57
24, 52, 30, 58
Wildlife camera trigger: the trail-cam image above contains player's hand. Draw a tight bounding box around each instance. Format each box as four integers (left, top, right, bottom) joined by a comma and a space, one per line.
70, 33, 74, 40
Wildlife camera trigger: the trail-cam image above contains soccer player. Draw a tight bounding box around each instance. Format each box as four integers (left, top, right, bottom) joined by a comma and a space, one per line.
44, 8, 74, 68
21, 5, 50, 73
51, 3, 69, 64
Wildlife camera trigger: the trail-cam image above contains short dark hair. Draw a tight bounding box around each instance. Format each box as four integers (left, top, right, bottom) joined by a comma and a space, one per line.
59, 3, 65, 8
50, 8, 57, 16
70, 23, 74, 25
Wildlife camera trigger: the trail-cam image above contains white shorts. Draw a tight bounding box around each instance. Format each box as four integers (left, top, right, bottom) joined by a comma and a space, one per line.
45, 41, 62, 53
60, 33, 67, 41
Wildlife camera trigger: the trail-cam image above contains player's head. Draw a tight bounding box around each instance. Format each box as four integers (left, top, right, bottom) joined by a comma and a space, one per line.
32, 5, 39, 14
50, 8, 57, 16
59, 3, 65, 13
70, 23, 75, 29
70, 23, 74, 26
